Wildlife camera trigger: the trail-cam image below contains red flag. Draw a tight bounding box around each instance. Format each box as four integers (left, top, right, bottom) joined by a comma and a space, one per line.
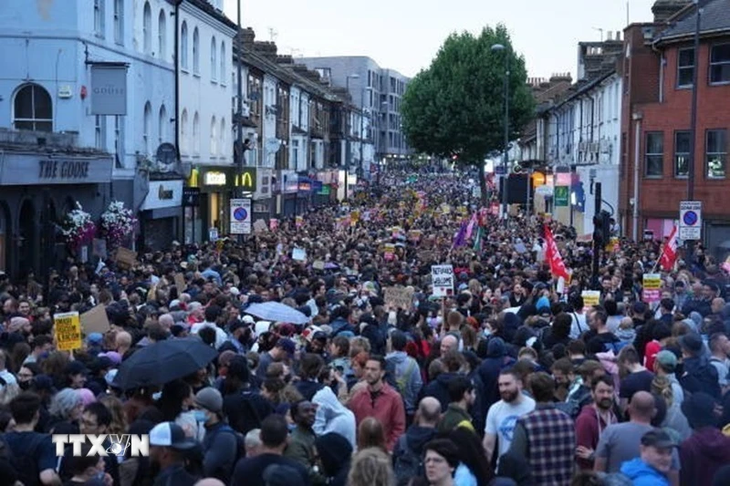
659, 225, 679, 271
544, 224, 570, 280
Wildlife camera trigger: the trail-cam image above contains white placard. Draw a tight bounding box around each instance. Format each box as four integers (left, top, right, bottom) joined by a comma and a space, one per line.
230, 198, 252, 235
292, 248, 307, 261
431, 264, 454, 297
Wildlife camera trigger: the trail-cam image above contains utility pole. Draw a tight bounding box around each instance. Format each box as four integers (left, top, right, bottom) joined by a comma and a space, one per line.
686, 0, 702, 263
592, 182, 602, 289
236, 0, 244, 180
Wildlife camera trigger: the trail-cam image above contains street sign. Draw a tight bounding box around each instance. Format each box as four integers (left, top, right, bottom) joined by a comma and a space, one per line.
554, 186, 569, 207
182, 187, 200, 207
679, 200, 702, 241
230, 198, 252, 235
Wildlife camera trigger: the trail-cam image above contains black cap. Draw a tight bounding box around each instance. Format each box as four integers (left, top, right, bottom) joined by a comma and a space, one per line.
640, 429, 677, 449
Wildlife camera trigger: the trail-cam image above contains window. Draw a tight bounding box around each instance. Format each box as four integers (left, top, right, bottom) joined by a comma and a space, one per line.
143, 102, 152, 155
142, 2, 151, 53
113, 0, 123, 45
706, 129, 727, 179
95, 115, 106, 149
181, 109, 188, 153
210, 36, 217, 81
674, 131, 690, 177
180, 22, 188, 69
158, 10, 166, 60
193, 112, 200, 154
645, 132, 664, 177
710, 44, 730, 84
192, 27, 199, 74
13, 83, 52, 132
219, 42, 226, 86
210, 116, 217, 156
158, 105, 167, 144
677, 48, 694, 88
94, 0, 105, 37
220, 118, 226, 157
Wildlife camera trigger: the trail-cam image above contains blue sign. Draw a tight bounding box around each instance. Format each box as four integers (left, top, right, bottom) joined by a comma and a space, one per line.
683, 210, 698, 226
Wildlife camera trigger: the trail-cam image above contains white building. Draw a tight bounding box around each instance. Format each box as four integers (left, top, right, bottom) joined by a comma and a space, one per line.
545, 70, 623, 235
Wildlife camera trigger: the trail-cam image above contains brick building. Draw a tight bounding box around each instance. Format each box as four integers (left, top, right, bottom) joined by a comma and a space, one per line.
621, 0, 730, 259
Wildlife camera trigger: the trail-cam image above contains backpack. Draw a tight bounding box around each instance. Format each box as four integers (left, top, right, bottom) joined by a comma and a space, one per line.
393, 434, 424, 486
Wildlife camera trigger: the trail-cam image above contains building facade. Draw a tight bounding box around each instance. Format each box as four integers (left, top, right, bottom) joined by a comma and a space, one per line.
621, 0, 730, 258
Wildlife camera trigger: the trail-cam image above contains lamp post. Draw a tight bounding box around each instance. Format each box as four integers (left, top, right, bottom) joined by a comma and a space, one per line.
491, 43, 510, 227
343, 74, 359, 201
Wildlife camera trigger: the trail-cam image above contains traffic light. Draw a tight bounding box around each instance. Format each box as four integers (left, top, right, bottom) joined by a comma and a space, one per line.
593, 210, 611, 246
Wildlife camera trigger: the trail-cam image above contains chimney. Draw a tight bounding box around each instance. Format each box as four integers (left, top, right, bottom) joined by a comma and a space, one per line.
606, 31, 613, 41
652, 0, 692, 24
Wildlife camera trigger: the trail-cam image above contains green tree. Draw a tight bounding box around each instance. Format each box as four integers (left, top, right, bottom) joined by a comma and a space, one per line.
401, 24, 534, 205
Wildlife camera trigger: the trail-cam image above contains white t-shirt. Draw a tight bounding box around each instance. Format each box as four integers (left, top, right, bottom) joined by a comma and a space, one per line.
485, 396, 536, 458
569, 312, 588, 339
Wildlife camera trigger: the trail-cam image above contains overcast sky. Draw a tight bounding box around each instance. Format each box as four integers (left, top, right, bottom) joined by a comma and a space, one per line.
223, 0, 658, 80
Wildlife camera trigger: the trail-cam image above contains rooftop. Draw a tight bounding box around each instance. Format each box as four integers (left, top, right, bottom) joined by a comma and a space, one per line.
654, 0, 730, 43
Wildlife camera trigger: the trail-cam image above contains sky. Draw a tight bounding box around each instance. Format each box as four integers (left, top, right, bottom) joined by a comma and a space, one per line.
223, 0, 658, 80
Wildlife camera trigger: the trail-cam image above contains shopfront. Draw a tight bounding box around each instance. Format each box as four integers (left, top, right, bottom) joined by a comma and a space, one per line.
297, 176, 313, 214
0, 150, 113, 277
138, 179, 183, 250
278, 170, 299, 217
186, 166, 235, 243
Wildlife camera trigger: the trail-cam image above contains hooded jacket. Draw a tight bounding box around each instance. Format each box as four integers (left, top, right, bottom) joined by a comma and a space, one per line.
575, 404, 617, 470
620, 458, 670, 486
681, 356, 721, 399
679, 427, 730, 486
315, 432, 353, 486
386, 351, 423, 414
422, 372, 460, 412
477, 338, 516, 420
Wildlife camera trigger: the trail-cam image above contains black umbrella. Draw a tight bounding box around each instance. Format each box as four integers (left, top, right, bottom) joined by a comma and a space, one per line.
112, 337, 217, 390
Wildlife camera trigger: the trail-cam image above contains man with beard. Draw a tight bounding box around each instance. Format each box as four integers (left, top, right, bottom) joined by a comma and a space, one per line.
575, 375, 619, 470
482, 368, 535, 467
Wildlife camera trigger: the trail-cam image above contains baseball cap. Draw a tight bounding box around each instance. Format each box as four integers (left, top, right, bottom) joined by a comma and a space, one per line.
87, 333, 104, 345
640, 429, 677, 449
655, 350, 677, 370
241, 315, 255, 325
149, 422, 197, 450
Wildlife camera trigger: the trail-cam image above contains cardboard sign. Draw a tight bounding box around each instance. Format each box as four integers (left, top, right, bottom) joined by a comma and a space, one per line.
642, 273, 662, 303
295, 216, 304, 229
174, 273, 186, 292
384, 243, 396, 262
384, 287, 415, 310
253, 219, 267, 233
581, 290, 600, 308
80, 305, 110, 334
292, 248, 307, 261
270, 219, 279, 231
312, 260, 325, 271
54, 311, 82, 351
432, 265, 454, 297
115, 247, 137, 268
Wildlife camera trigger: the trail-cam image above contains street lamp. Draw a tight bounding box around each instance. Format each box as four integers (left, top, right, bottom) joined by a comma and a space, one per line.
491, 43, 510, 226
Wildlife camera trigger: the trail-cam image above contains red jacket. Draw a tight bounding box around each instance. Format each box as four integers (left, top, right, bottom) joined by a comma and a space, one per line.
348, 382, 406, 451
575, 404, 617, 470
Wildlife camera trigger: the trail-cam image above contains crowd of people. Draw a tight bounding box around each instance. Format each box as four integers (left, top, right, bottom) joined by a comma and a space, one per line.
0, 168, 729, 486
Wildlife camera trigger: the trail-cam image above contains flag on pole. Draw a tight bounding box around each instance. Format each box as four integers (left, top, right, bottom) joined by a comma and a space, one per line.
544, 224, 570, 281
658, 225, 679, 271
453, 221, 468, 248
465, 213, 477, 240
473, 226, 483, 252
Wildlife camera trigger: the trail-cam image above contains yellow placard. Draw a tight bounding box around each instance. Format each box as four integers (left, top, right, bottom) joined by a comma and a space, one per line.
643, 273, 661, 290
581, 291, 600, 308
54, 311, 82, 352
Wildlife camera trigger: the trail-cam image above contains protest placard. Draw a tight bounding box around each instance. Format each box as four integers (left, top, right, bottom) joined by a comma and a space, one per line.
116, 247, 137, 268
581, 290, 600, 308
174, 273, 186, 292
384, 287, 415, 310
642, 273, 661, 303
292, 248, 307, 261
54, 312, 82, 352
253, 219, 267, 233
432, 265, 454, 297
80, 305, 110, 334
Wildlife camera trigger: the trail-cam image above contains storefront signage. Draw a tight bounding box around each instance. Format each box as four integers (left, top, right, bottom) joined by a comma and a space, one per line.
280, 170, 298, 194
0, 154, 113, 185
141, 181, 183, 211
90, 64, 128, 115
204, 171, 227, 186
237, 167, 257, 192
182, 187, 200, 207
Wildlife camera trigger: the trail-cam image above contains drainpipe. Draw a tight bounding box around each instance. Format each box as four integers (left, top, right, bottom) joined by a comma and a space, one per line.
174, 1, 182, 160
632, 112, 642, 240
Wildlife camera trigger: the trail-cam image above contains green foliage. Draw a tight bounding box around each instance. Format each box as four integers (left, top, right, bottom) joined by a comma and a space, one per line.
401, 24, 535, 165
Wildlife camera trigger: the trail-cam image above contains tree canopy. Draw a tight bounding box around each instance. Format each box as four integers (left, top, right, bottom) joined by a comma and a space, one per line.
401, 24, 535, 171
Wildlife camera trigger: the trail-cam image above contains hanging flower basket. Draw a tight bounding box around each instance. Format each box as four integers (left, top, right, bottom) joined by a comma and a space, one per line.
61, 203, 96, 253
100, 200, 137, 250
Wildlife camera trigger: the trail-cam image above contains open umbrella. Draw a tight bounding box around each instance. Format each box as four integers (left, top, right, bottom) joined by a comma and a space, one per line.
244, 302, 309, 325
112, 337, 217, 390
